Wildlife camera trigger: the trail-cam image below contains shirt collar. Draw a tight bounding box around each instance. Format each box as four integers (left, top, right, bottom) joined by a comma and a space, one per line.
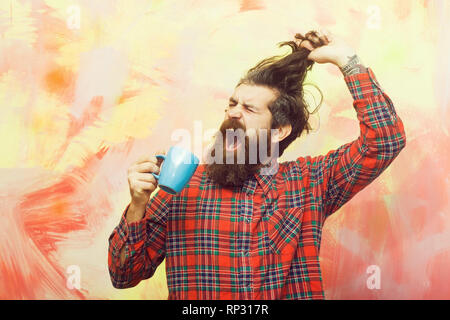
250, 157, 279, 199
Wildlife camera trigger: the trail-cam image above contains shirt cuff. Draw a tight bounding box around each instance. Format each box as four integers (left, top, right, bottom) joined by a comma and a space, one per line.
344, 67, 385, 101
116, 203, 147, 245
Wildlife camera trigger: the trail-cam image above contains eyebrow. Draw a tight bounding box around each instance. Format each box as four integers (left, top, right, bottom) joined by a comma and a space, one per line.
229, 97, 257, 110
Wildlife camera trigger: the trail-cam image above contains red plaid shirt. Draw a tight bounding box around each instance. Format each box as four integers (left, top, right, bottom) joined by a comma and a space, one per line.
108, 67, 406, 299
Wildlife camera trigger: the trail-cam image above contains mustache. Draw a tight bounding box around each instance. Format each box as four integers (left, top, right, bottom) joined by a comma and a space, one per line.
219, 119, 246, 134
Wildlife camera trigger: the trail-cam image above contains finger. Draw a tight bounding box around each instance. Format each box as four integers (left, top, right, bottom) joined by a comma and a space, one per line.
295, 32, 305, 40
134, 172, 157, 184
134, 180, 156, 191
317, 29, 330, 44
306, 31, 325, 48
318, 28, 332, 44
135, 154, 153, 165
304, 31, 320, 45
300, 40, 315, 51
135, 150, 166, 165
135, 162, 160, 174
144, 155, 161, 165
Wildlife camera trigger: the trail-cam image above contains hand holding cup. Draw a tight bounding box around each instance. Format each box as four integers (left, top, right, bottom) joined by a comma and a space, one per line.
127, 150, 166, 208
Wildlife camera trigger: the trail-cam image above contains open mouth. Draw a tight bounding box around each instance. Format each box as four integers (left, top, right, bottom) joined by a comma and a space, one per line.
225, 135, 242, 152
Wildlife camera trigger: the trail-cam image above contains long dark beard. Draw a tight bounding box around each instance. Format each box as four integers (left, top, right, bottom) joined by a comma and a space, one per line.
205, 119, 272, 188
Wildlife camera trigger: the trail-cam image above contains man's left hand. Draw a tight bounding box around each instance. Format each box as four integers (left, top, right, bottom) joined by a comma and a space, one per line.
295, 29, 359, 68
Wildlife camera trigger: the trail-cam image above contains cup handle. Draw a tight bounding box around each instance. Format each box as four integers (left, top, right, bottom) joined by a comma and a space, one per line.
151, 154, 166, 180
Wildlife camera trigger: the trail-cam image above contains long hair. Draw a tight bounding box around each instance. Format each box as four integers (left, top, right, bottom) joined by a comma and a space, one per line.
237, 31, 324, 157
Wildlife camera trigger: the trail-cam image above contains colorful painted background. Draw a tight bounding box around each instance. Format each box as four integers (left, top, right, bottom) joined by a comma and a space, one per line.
0, 0, 449, 299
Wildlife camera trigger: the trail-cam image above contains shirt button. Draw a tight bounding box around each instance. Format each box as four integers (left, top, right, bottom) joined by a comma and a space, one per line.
245, 218, 251, 224
243, 251, 249, 257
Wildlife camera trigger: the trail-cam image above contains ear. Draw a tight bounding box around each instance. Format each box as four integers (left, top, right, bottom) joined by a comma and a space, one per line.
271, 124, 292, 143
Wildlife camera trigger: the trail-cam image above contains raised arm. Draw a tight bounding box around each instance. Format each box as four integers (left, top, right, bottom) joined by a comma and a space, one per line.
298, 64, 406, 218
294, 30, 406, 219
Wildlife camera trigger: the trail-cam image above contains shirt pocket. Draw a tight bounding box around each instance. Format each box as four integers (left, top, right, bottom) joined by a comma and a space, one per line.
266, 207, 304, 255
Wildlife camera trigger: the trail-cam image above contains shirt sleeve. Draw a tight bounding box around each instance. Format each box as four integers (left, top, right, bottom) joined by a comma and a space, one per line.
297, 67, 406, 219
107, 188, 173, 288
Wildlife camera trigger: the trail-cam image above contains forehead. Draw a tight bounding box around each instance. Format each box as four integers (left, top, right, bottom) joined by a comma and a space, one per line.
231, 84, 278, 109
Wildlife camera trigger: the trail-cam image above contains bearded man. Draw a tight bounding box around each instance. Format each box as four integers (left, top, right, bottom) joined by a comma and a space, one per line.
108, 30, 406, 299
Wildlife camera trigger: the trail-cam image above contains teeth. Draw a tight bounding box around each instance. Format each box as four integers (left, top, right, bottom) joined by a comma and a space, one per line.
225, 135, 241, 151
226, 136, 234, 148
224, 128, 245, 152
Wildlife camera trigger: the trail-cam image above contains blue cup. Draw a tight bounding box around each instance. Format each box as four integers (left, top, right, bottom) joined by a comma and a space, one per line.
152, 146, 200, 195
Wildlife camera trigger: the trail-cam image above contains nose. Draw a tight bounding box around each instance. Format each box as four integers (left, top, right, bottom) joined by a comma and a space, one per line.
226, 106, 243, 120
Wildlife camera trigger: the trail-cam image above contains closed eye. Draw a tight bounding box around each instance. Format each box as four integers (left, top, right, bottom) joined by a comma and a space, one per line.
228, 104, 254, 113
228, 98, 256, 113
